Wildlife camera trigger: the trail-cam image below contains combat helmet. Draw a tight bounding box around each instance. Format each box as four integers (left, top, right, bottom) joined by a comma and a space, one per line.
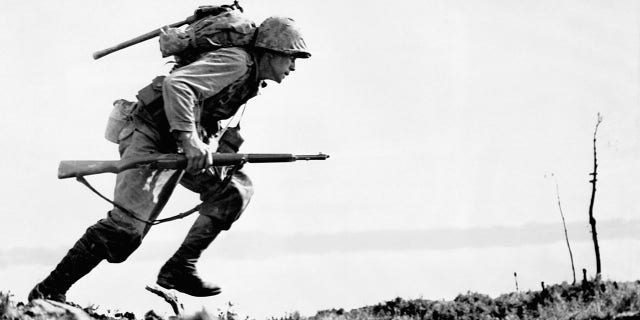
254, 16, 311, 58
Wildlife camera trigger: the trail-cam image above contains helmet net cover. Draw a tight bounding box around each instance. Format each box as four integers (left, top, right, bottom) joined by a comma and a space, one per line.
254, 16, 311, 58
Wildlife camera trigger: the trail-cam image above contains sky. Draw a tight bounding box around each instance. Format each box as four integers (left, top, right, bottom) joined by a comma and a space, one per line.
1, 0, 639, 318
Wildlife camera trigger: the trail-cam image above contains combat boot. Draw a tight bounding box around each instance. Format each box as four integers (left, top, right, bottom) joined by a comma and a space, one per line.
156, 215, 222, 297
28, 233, 104, 302
27, 283, 67, 303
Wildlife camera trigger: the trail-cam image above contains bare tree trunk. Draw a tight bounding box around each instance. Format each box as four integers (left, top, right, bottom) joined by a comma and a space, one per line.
553, 174, 576, 284
588, 113, 603, 278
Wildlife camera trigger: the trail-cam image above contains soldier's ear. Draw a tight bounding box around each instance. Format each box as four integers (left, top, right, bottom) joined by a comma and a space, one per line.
261, 50, 277, 60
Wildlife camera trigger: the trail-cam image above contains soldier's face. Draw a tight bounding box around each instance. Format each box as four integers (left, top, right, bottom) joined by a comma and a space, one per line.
267, 53, 296, 83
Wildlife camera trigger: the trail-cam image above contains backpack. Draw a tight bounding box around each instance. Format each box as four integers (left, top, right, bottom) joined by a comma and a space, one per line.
159, 4, 257, 61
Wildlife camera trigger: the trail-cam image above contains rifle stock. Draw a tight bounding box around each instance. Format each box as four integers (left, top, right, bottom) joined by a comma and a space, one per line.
58, 153, 329, 179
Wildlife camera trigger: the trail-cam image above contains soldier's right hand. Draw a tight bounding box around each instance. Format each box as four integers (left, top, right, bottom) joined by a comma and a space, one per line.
176, 131, 213, 174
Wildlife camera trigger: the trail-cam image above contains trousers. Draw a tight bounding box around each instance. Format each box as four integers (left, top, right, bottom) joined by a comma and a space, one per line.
89, 119, 253, 263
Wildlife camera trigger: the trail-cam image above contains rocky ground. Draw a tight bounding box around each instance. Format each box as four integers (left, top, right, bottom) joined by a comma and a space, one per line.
2, 280, 640, 320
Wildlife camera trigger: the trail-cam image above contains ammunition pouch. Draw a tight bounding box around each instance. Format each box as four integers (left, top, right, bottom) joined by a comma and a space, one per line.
134, 76, 178, 152
217, 127, 244, 153
137, 76, 165, 106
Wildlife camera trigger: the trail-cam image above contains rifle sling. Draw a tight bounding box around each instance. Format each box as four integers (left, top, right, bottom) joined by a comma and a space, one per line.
74, 163, 242, 225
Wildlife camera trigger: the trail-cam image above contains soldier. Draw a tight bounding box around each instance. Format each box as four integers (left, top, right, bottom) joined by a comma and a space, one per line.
29, 16, 311, 301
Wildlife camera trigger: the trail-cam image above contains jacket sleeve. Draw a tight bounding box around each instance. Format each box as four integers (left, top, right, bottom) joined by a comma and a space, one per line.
162, 48, 250, 133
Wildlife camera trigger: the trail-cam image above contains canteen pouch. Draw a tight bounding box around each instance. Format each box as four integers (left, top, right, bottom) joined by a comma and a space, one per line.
105, 99, 138, 143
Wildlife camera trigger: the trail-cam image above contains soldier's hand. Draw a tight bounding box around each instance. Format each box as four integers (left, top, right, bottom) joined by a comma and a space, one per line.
176, 131, 212, 174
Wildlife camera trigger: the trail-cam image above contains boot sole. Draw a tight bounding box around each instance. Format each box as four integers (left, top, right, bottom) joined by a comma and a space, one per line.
156, 278, 222, 297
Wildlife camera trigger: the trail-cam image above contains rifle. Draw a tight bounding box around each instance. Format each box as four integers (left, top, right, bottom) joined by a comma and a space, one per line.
92, 2, 243, 60
58, 153, 329, 179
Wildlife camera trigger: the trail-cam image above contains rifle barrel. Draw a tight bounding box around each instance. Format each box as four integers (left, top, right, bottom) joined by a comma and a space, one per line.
243, 153, 329, 163
294, 154, 330, 161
